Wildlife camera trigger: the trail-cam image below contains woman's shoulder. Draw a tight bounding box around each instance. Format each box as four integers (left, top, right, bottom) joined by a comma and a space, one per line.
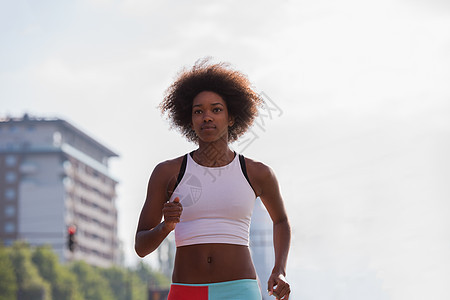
241, 155, 282, 200
152, 154, 187, 176
241, 155, 277, 197
241, 155, 277, 191
242, 155, 272, 175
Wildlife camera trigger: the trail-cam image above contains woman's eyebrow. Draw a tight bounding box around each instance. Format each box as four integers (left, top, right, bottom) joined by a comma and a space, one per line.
192, 102, 224, 108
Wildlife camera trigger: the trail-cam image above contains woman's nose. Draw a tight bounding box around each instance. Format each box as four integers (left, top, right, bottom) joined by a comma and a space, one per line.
203, 111, 213, 122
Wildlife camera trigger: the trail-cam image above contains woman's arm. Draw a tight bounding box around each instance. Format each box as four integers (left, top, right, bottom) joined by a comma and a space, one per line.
134, 161, 183, 258
248, 159, 291, 299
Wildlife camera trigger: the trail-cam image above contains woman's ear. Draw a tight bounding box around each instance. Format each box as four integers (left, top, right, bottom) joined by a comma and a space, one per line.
228, 116, 235, 127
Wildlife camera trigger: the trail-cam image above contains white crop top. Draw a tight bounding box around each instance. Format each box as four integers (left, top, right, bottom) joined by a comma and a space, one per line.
169, 152, 256, 247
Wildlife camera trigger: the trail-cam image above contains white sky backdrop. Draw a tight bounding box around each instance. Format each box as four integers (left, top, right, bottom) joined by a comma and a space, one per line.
1, 0, 450, 299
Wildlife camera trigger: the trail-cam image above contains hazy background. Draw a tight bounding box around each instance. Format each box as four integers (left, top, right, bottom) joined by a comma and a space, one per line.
1, 0, 450, 299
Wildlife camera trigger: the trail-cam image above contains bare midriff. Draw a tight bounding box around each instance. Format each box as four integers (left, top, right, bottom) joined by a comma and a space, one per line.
172, 243, 257, 284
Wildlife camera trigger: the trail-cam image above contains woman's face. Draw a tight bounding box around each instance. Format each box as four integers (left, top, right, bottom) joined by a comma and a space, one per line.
191, 91, 234, 143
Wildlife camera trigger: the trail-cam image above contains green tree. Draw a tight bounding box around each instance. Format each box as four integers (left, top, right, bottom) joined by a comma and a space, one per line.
127, 270, 148, 300
0, 244, 17, 300
32, 245, 82, 300
101, 266, 148, 300
135, 261, 170, 289
100, 266, 129, 300
9, 241, 51, 300
71, 260, 114, 300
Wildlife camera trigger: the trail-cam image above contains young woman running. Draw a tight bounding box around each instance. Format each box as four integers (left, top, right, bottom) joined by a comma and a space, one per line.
135, 59, 291, 300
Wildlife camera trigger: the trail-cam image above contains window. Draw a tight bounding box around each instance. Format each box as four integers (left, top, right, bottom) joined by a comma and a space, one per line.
63, 160, 72, 171
53, 131, 62, 146
5, 155, 17, 167
4, 205, 16, 217
5, 172, 17, 183
4, 222, 15, 233
4, 188, 16, 200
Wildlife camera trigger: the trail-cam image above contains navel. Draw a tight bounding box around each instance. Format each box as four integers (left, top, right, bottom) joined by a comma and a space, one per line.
207, 256, 212, 264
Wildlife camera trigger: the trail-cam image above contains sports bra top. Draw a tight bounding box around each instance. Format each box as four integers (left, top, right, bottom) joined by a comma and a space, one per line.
169, 152, 256, 247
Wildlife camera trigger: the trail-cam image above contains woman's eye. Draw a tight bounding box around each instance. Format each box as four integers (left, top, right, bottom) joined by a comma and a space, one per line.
193, 110, 202, 114
213, 108, 222, 113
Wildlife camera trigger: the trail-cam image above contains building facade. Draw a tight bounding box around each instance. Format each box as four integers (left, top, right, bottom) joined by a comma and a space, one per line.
0, 114, 120, 267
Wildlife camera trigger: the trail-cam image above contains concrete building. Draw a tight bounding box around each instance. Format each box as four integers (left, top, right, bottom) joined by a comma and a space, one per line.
0, 114, 120, 267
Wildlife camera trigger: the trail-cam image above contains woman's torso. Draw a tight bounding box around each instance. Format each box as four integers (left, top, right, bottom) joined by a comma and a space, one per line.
166, 152, 258, 283
172, 243, 257, 283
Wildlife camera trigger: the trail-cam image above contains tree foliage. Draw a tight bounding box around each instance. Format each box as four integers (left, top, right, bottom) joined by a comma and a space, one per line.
0, 241, 170, 300
71, 261, 115, 300
100, 266, 147, 300
32, 246, 82, 300
135, 261, 171, 289
9, 241, 51, 300
0, 245, 17, 300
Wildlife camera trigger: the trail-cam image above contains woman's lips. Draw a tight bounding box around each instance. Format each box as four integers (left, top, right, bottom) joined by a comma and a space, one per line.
201, 125, 216, 130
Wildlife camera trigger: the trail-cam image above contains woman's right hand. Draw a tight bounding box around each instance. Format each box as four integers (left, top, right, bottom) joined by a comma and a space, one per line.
162, 197, 183, 231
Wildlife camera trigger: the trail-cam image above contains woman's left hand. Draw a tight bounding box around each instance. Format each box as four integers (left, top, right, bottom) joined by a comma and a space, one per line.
268, 273, 290, 300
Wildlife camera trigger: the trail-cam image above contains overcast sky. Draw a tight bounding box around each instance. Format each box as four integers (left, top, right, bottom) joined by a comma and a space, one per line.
1, 0, 450, 299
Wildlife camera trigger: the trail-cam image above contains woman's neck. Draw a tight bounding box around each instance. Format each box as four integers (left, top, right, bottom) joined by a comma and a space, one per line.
194, 138, 234, 167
